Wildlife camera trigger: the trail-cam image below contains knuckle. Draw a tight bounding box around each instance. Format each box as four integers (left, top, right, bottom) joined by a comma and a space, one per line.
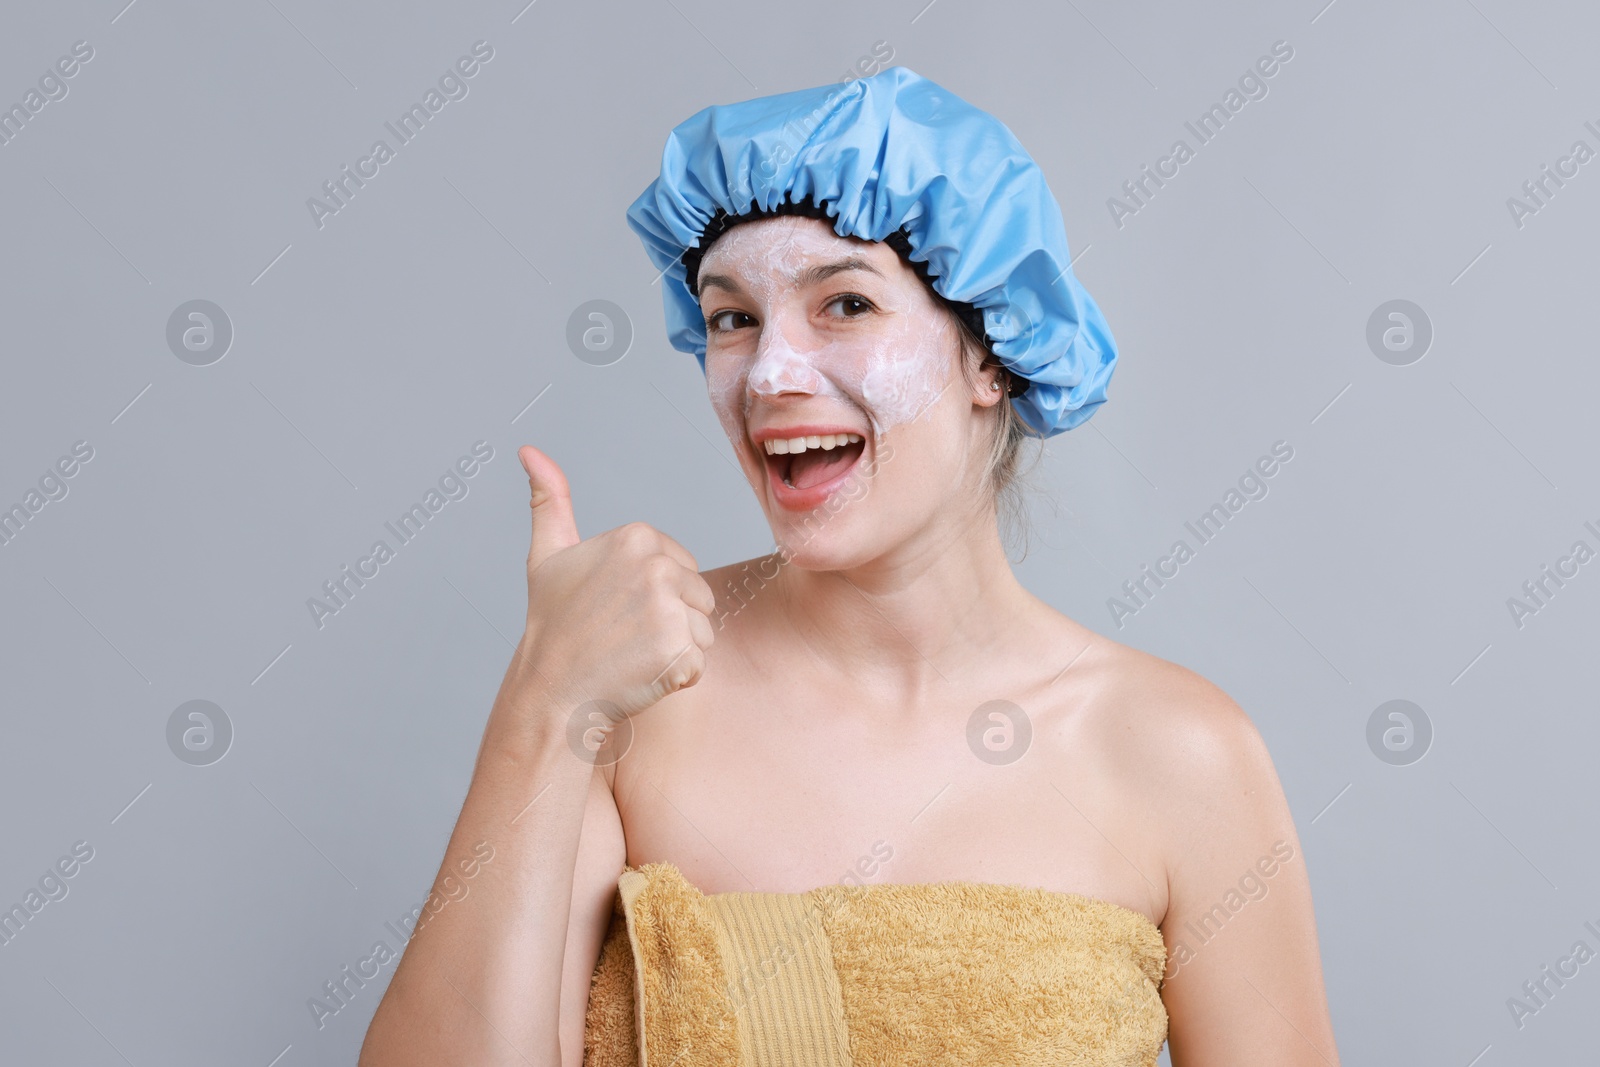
642, 553, 677, 583
619, 521, 657, 548
668, 541, 698, 573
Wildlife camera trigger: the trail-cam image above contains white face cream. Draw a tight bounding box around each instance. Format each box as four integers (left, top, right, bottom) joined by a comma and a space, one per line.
696, 216, 958, 446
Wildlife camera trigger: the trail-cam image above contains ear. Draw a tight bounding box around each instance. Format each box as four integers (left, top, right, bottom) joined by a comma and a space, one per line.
969, 346, 1007, 409
945, 305, 1006, 407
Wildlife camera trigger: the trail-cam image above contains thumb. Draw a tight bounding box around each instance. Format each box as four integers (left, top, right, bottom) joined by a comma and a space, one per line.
519, 445, 580, 568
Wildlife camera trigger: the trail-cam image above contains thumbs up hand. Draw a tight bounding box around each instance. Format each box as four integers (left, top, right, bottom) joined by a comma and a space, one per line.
514, 446, 717, 721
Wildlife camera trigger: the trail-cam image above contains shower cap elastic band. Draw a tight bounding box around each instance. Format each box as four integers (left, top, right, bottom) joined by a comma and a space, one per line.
625, 65, 1118, 437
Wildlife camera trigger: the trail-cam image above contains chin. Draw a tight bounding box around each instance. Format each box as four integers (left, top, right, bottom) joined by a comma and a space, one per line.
772, 528, 882, 573
767, 491, 920, 573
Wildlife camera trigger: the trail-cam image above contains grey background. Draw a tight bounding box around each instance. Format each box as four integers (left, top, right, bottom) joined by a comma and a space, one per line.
1, 0, 1595, 1063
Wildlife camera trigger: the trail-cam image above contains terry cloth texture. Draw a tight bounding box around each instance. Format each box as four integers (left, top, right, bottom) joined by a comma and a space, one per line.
583, 862, 1168, 1066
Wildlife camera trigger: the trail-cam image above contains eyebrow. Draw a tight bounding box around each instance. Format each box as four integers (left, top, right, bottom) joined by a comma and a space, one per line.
698, 256, 885, 298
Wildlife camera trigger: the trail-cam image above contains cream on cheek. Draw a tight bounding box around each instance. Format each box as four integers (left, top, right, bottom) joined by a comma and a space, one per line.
856, 311, 955, 439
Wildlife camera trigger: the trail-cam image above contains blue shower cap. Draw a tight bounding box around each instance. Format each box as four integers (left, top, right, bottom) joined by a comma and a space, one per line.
625, 65, 1117, 437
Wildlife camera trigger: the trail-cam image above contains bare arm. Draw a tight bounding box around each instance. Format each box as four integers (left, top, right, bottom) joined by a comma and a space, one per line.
360, 446, 713, 1066
1159, 684, 1341, 1066
559, 764, 628, 1065
359, 661, 608, 1065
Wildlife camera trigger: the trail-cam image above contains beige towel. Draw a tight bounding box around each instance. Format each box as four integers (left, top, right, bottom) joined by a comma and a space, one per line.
584, 863, 1167, 1066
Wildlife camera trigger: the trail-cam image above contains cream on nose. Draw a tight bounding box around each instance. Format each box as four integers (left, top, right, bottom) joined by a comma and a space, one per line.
747, 325, 824, 396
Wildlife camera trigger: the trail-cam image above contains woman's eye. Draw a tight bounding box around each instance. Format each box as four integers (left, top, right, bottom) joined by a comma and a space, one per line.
706, 310, 754, 332
826, 294, 874, 318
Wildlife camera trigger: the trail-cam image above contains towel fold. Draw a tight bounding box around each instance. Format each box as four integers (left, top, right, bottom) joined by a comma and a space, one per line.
583, 863, 1167, 1066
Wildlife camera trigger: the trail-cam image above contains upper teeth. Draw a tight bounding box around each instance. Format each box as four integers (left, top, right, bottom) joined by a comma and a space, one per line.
764, 433, 862, 456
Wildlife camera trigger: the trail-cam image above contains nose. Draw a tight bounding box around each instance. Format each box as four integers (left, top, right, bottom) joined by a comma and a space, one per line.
747, 316, 823, 399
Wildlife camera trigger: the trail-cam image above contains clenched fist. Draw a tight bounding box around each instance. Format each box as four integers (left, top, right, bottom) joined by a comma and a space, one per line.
512, 445, 716, 722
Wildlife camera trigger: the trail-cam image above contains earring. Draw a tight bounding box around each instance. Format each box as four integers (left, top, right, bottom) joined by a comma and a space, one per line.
990, 379, 1001, 391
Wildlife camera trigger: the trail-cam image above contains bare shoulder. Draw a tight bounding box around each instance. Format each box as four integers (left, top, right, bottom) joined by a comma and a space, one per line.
1057, 627, 1290, 851
1067, 639, 1336, 1061
1081, 633, 1269, 769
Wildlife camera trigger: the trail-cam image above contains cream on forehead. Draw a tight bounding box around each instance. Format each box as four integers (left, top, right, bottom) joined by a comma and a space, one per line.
698, 217, 955, 440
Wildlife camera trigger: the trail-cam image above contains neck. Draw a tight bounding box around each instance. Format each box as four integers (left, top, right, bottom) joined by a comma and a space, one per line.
767, 500, 1036, 701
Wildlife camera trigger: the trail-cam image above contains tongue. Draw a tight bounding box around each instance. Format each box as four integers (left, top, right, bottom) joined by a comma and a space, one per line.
789, 441, 863, 490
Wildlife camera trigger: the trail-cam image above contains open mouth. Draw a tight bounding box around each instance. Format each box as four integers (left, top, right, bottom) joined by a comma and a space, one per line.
760, 432, 867, 508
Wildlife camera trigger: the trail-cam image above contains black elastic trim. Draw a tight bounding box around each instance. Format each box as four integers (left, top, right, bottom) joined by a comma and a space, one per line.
679, 192, 1028, 398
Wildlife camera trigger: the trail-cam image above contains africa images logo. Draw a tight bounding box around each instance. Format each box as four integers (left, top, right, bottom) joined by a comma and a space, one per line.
306, 442, 493, 629
305, 41, 495, 230
307, 841, 494, 1031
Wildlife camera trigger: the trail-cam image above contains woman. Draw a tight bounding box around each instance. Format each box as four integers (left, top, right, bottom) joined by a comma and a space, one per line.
362, 67, 1340, 1066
